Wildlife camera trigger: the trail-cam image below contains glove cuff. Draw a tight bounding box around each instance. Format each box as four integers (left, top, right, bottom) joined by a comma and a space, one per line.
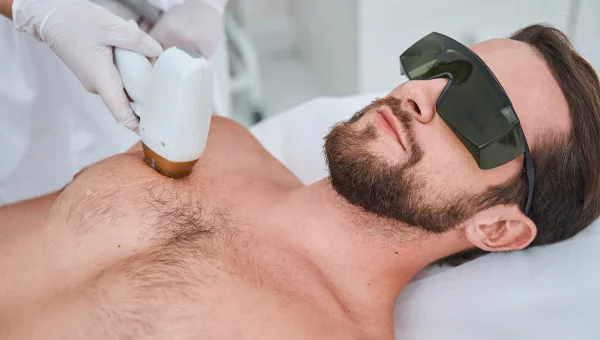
12, 0, 49, 40
12, 0, 82, 42
12, 0, 32, 34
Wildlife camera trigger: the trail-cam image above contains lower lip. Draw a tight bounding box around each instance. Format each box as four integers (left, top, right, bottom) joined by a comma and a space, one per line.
374, 111, 400, 142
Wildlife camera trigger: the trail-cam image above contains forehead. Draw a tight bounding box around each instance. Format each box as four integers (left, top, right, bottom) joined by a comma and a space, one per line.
469, 38, 571, 144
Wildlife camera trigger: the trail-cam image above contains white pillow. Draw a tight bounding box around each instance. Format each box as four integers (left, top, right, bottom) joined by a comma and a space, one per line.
250, 94, 600, 340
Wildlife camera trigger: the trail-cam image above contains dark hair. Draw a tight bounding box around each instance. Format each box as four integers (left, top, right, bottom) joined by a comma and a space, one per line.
438, 24, 600, 266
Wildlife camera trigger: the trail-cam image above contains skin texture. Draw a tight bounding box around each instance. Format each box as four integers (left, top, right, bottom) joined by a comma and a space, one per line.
0, 0, 12, 19
0, 38, 570, 339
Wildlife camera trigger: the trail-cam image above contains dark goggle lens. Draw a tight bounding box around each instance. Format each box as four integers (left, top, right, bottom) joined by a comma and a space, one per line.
399, 32, 525, 169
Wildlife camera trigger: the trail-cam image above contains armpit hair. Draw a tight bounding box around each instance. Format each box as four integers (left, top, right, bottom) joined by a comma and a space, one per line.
65, 186, 127, 234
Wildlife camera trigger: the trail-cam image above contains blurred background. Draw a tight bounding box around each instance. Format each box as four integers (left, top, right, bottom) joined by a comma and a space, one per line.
224, 0, 600, 126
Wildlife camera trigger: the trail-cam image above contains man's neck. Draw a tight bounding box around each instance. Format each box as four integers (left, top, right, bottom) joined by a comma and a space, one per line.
266, 179, 463, 335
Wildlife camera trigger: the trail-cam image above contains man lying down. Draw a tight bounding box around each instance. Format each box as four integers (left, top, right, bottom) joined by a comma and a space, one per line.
2, 24, 600, 339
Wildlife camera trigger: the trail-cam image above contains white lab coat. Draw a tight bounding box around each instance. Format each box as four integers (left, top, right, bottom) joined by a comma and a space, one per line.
0, 0, 231, 205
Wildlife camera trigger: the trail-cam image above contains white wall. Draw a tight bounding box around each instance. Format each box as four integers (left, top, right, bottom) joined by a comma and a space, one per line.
357, 0, 574, 93
288, 0, 600, 96
228, 0, 295, 54
291, 0, 359, 96
569, 0, 600, 69
229, 0, 600, 100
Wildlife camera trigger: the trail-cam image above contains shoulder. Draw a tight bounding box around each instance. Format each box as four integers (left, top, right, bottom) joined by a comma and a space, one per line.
203, 116, 303, 190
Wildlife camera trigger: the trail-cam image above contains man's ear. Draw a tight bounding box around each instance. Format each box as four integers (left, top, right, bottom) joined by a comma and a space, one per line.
463, 206, 537, 252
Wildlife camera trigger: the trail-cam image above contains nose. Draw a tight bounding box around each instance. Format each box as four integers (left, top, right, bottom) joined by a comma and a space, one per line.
393, 78, 449, 124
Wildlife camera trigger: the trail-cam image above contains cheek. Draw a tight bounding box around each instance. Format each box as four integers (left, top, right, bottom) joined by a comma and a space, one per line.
413, 119, 485, 194
413, 118, 524, 197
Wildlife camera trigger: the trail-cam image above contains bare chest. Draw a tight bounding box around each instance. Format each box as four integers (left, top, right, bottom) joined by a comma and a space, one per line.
4, 224, 349, 340
76, 243, 342, 339
2, 173, 346, 339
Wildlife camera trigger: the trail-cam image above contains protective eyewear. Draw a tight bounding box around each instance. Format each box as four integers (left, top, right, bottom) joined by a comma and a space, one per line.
399, 32, 535, 214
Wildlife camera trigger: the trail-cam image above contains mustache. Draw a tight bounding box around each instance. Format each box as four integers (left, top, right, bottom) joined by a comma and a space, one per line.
350, 96, 412, 124
349, 96, 416, 147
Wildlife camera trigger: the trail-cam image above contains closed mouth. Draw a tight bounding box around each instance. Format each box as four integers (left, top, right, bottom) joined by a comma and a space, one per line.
378, 107, 406, 151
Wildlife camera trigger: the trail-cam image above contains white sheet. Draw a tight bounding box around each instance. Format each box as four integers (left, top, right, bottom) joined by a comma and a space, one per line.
250, 94, 600, 339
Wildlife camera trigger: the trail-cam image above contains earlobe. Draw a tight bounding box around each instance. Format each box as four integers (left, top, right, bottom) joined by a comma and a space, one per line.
464, 213, 537, 252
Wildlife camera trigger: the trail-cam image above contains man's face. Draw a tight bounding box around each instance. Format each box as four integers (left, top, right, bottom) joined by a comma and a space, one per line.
324, 38, 571, 233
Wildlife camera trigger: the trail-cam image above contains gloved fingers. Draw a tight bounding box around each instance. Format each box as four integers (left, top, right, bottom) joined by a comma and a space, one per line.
96, 62, 140, 132
103, 19, 163, 57
101, 88, 140, 132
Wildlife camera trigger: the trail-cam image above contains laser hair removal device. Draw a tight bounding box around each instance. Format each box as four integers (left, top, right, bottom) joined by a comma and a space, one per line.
114, 46, 214, 178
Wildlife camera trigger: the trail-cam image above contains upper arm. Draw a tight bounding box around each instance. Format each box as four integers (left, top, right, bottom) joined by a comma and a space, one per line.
0, 0, 13, 19
0, 191, 59, 234
204, 116, 303, 188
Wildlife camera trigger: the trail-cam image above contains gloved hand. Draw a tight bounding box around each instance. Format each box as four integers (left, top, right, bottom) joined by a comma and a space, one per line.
12, 0, 164, 131
149, 0, 226, 59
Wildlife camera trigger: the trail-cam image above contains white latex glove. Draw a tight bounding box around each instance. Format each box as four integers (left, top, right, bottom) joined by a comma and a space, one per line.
12, 0, 164, 131
149, 0, 227, 59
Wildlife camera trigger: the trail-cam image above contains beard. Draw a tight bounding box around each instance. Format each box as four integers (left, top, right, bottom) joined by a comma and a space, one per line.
324, 96, 486, 234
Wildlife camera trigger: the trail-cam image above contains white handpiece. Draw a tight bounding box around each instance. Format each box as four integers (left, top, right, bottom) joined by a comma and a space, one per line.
114, 46, 214, 177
